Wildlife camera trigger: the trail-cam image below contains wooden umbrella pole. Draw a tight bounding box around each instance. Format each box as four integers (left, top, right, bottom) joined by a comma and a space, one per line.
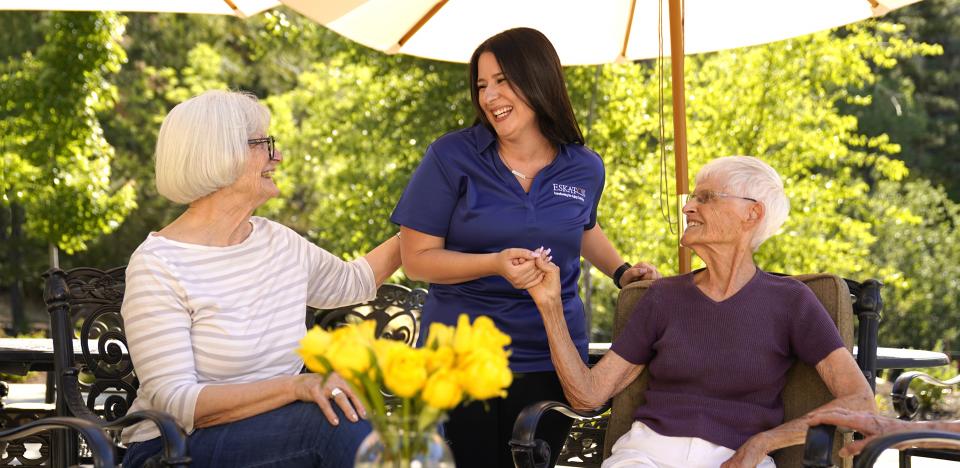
668, 0, 691, 274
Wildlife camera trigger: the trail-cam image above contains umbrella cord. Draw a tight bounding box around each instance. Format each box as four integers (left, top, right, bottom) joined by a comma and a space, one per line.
657, 0, 678, 237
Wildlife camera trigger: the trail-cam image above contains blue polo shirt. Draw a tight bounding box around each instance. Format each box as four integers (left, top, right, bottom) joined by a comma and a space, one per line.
391, 125, 605, 372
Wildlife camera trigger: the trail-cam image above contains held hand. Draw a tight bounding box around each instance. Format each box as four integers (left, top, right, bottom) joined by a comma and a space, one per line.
294, 373, 366, 425
496, 248, 544, 289
806, 408, 912, 456
619, 262, 662, 286
526, 252, 561, 308
720, 437, 769, 468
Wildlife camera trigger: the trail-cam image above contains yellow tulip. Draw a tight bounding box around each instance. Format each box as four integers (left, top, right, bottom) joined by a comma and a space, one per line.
425, 322, 455, 348
470, 316, 511, 350
297, 326, 333, 373
382, 345, 428, 398
422, 369, 463, 410
452, 314, 475, 354
325, 324, 375, 377
426, 345, 455, 373
458, 347, 513, 400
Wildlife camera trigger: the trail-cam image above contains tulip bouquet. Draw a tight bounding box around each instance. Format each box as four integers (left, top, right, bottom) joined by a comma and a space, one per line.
297, 313, 513, 465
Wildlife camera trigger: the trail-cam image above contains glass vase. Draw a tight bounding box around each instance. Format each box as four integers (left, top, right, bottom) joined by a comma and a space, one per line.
354, 417, 454, 468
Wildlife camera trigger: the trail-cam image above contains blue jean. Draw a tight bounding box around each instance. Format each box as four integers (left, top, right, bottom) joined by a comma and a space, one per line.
122, 402, 372, 468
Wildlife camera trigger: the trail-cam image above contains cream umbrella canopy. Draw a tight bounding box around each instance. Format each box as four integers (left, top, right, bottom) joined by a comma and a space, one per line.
282, 0, 922, 272
2, 0, 279, 17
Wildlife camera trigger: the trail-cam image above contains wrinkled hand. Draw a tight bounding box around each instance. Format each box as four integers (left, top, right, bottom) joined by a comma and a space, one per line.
806, 408, 912, 456
526, 250, 560, 308
293, 373, 366, 425
619, 262, 662, 286
496, 248, 544, 289
720, 437, 769, 468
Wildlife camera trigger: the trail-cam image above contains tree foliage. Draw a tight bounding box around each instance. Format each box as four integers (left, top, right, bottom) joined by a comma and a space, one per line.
853, 0, 960, 198
1, 12, 135, 281
2, 8, 957, 349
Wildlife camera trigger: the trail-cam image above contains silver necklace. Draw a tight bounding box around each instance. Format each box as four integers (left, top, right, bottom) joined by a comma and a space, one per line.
498, 152, 534, 181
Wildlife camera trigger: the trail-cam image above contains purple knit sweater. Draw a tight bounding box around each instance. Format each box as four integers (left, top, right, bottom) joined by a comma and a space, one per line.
609, 269, 845, 450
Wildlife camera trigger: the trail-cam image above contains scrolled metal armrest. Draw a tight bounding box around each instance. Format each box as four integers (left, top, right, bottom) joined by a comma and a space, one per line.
510, 400, 610, 468
59, 369, 190, 467
103, 410, 190, 467
802, 424, 837, 468
891, 371, 960, 420
0, 417, 116, 467
854, 430, 960, 468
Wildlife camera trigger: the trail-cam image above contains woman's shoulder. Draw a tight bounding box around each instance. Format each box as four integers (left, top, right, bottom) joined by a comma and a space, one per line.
428, 125, 492, 158
250, 217, 307, 246
430, 125, 476, 147
562, 144, 605, 175
646, 274, 690, 294
754, 270, 822, 303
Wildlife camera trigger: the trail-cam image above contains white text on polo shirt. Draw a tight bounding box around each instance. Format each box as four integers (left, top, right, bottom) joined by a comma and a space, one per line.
553, 183, 586, 202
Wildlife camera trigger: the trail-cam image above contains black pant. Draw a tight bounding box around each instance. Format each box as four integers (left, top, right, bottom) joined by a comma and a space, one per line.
445, 371, 573, 468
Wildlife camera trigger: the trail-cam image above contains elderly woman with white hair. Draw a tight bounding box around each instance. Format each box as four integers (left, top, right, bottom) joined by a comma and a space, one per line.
525, 156, 876, 467
119, 90, 401, 467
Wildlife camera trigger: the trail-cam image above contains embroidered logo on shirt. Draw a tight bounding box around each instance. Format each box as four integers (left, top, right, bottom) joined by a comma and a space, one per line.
553, 183, 586, 202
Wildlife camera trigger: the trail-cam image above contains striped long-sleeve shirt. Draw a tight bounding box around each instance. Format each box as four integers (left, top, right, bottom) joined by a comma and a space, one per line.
120, 216, 376, 443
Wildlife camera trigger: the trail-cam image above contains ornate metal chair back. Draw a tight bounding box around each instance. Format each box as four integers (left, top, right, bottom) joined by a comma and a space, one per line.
309, 283, 427, 345
44, 266, 136, 423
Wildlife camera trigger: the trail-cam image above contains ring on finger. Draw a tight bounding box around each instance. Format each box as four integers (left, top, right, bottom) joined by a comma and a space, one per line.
330, 387, 344, 397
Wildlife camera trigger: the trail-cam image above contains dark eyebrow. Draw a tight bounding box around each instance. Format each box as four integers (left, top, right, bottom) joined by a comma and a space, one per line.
478, 73, 505, 82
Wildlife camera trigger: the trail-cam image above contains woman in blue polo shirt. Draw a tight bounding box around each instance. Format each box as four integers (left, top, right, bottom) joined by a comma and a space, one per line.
391, 27, 660, 468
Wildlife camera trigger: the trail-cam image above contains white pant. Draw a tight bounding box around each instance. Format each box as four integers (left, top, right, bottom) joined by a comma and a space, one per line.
602, 421, 777, 468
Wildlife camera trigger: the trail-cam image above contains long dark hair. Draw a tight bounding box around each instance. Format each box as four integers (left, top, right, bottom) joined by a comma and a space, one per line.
469, 28, 584, 146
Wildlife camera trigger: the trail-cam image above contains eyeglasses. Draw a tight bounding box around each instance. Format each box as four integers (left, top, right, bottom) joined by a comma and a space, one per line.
688, 190, 757, 204
247, 136, 278, 161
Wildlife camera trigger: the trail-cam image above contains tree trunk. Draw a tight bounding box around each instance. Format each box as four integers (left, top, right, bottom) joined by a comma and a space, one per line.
9, 202, 26, 334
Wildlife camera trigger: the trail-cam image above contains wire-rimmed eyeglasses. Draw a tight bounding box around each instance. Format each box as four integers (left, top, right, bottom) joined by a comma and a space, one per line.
247, 136, 278, 161
688, 190, 757, 204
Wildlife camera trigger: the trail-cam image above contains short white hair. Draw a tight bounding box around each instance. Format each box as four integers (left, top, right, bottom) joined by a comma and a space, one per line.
155, 90, 270, 204
696, 156, 790, 250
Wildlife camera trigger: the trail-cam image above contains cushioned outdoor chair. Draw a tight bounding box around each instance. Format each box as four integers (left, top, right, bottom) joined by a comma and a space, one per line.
511, 273, 883, 468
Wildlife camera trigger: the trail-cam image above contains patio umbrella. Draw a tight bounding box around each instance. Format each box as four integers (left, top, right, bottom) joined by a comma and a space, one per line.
2, 0, 278, 17
281, 0, 922, 272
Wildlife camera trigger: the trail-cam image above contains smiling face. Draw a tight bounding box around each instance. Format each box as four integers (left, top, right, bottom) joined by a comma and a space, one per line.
231, 133, 281, 206
681, 177, 760, 250
476, 52, 540, 141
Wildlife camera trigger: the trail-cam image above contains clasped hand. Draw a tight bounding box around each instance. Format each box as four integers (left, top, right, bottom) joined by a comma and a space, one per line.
496, 247, 549, 289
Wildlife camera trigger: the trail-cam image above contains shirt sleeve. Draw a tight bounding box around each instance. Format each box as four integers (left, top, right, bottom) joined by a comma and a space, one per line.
789, 285, 846, 366
283, 225, 378, 309
585, 152, 605, 230
121, 252, 206, 435
390, 144, 460, 238
609, 286, 661, 365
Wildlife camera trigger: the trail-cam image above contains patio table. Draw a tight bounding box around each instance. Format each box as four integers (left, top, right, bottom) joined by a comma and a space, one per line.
0, 338, 97, 375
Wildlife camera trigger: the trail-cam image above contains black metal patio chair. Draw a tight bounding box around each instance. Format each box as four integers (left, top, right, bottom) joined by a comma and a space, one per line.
43, 266, 189, 467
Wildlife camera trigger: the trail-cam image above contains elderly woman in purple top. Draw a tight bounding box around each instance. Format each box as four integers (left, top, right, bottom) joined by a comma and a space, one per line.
526, 156, 876, 467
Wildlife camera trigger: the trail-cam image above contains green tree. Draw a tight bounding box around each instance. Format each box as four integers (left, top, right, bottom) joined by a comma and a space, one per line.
852, 0, 960, 198
263, 55, 469, 262
0, 12, 136, 331
70, 8, 375, 268
561, 22, 939, 338
866, 180, 960, 349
